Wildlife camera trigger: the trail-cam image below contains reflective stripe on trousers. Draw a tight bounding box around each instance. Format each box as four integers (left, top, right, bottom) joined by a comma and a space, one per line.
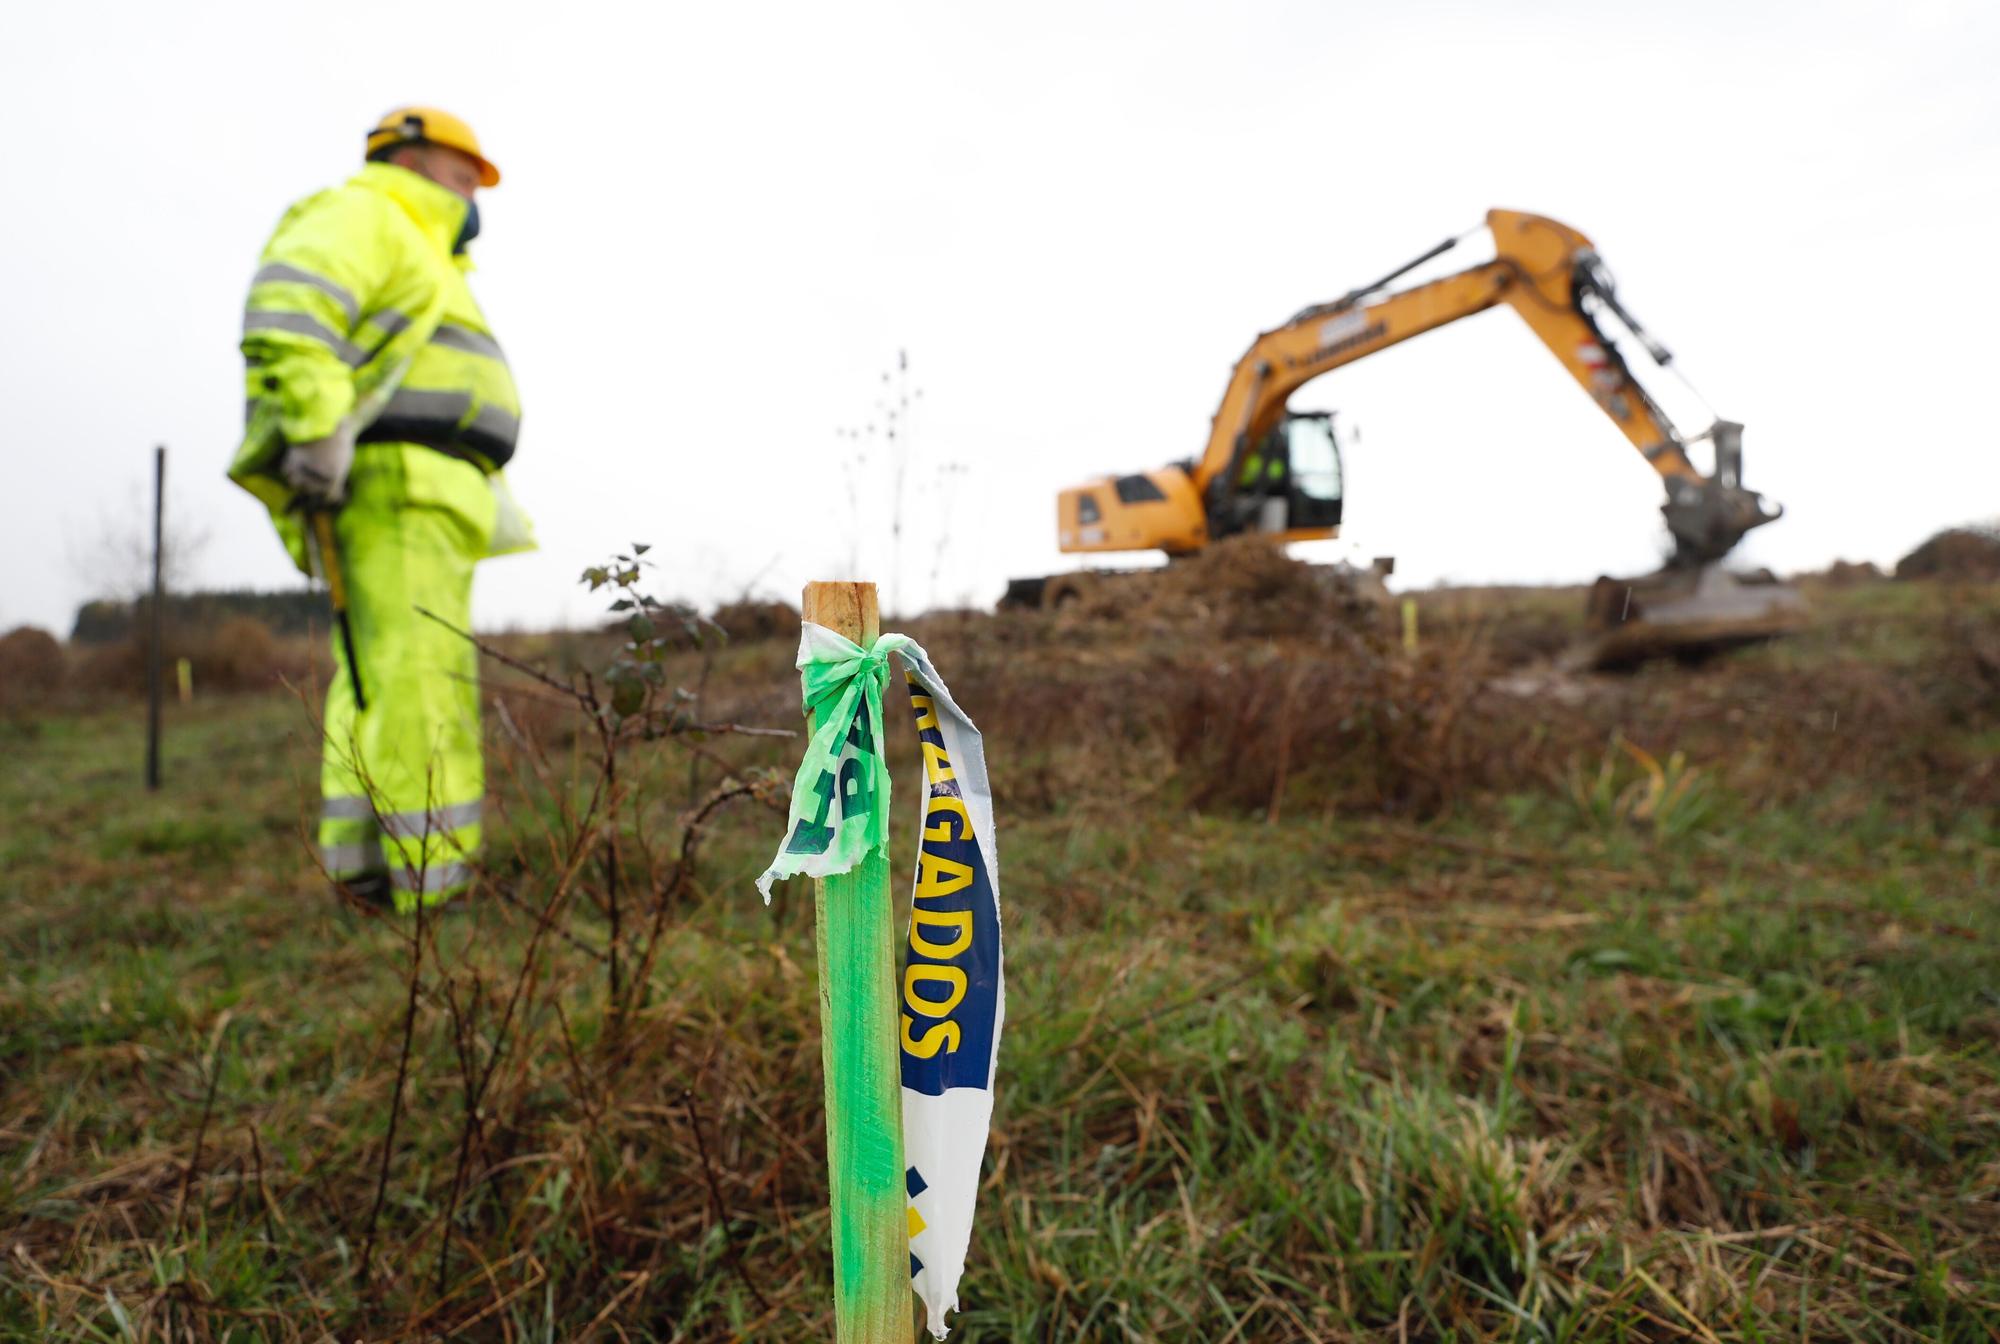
320, 797, 481, 901
321, 796, 481, 833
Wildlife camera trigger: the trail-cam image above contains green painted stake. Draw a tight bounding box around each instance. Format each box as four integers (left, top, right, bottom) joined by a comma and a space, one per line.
801, 581, 909, 1342
1401, 596, 1420, 654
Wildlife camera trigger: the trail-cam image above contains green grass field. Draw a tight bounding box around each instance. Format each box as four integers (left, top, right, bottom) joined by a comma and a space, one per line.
3, 577, 1997, 1341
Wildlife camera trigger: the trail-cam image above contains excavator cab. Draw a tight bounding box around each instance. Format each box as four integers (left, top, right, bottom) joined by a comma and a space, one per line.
1220, 411, 1346, 539
1047, 409, 1349, 562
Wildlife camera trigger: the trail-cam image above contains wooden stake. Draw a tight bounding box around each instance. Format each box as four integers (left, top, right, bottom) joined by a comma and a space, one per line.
800, 581, 908, 1342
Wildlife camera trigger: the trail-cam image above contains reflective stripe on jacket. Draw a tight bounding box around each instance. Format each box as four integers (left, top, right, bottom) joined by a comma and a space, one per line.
239, 163, 522, 470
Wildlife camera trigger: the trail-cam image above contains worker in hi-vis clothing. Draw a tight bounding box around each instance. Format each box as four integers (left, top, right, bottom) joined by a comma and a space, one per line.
229, 107, 534, 913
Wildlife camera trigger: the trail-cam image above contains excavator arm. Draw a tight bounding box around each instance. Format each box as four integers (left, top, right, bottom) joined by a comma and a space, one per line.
1193, 209, 1779, 565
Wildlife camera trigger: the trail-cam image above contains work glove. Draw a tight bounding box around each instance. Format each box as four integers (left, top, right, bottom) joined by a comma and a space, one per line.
282, 422, 358, 507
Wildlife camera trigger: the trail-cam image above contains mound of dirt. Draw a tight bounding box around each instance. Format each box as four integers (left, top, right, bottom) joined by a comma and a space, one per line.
1150, 537, 1328, 632
1896, 525, 2000, 581
1078, 536, 1385, 640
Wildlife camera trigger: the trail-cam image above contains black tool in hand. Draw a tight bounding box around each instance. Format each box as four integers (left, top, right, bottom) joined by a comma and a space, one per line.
308, 509, 367, 711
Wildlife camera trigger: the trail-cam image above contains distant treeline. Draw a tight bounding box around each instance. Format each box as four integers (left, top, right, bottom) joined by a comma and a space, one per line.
73, 589, 331, 643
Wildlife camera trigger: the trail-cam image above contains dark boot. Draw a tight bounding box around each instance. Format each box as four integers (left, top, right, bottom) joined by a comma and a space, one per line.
335, 872, 396, 913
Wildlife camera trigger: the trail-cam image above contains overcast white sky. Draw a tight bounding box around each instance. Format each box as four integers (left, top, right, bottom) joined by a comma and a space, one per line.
4, 0, 1995, 633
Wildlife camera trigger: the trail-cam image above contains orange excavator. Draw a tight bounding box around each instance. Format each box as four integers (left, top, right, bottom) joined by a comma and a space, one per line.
1005, 209, 1802, 662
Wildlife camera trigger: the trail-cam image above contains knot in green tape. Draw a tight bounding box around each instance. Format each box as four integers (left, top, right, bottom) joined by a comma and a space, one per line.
799, 635, 894, 723
756, 625, 922, 902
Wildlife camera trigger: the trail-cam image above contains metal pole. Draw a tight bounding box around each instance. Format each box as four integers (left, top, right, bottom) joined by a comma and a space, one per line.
145, 444, 166, 790
799, 580, 908, 1343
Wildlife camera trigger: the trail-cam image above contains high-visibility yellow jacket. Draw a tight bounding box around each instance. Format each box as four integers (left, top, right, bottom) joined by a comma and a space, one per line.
231, 162, 529, 570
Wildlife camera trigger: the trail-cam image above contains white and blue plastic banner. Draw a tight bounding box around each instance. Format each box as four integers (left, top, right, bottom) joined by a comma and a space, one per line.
757, 623, 1005, 1339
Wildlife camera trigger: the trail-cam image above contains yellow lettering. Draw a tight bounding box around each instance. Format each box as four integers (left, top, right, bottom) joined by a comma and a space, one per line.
914, 852, 973, 903
922, 741, 955, 784
923, 794, 971, 844
902, 1015, 962, 1058
904, 963, 968, 1017
910, 907, 973, 959
910, 693, 938, 731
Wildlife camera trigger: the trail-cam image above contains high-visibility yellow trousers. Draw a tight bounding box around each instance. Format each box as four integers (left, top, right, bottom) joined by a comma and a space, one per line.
316, 446, 491, 911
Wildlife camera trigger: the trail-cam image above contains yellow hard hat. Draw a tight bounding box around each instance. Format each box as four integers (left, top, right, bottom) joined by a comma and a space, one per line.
365, 106, 501, 188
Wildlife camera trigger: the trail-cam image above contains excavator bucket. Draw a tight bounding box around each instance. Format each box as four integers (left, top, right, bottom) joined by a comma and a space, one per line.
1584, 564, 1806, 669
1583, 421, 1805, 668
